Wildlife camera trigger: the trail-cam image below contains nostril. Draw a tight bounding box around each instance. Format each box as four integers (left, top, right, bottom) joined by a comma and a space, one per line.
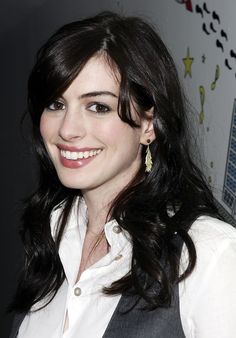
58, 111, 86, 141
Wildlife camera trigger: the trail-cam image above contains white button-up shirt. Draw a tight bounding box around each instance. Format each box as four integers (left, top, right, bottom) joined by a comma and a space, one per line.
18, 198, 236, 338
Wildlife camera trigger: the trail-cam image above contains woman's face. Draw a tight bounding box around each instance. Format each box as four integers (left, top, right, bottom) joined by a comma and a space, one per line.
40, 55, 153, 197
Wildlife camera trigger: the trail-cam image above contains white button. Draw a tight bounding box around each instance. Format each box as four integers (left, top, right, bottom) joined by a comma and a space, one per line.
74, 287, 81, 296
114, 254, 123, 261
113, 225, 122, 234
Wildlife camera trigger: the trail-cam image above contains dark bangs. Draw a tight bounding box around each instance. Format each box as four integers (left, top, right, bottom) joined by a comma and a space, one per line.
27, 13, 158, 130
27, 30, 108, 126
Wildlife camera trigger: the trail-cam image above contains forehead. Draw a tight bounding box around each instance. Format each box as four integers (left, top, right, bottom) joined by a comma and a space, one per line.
64, 55, 120, 97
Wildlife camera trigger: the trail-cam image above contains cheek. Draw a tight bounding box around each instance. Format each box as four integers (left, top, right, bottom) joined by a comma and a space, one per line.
99, 118, 140, 145
105, 122, 142, 157
92, 119, 121, 146
39, 113, 47, 140
39, 113, 54, 142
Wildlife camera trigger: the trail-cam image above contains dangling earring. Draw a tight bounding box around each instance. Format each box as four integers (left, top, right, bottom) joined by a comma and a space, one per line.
145, 139, 153, 173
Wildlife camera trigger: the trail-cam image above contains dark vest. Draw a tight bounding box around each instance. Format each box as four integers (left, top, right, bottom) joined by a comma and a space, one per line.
103, 284, 185, 338
9, 282, 185, 338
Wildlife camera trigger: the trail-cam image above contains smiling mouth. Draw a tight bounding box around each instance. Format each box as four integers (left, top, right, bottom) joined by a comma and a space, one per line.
60, 149, 102, 160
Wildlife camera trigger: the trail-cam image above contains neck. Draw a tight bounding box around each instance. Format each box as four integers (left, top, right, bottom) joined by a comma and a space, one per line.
82, 187, 117, 233
81, 160, 141, 233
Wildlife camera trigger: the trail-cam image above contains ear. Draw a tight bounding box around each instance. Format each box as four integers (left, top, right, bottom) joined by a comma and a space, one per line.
140, 107, 156, 145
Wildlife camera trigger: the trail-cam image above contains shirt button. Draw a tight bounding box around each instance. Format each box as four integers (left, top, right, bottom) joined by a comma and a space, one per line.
114, 254, 123, 261
74, 287, 82, 296
113, 225, 122, 234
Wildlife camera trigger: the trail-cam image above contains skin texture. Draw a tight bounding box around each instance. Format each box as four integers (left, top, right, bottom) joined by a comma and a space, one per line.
40, 55, 155, 229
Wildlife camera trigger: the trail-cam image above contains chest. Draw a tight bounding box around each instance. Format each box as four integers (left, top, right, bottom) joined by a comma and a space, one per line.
13, 283, 185, 338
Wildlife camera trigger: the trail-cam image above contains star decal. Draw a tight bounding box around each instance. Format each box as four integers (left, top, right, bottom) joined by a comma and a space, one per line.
183, 47, 194, 77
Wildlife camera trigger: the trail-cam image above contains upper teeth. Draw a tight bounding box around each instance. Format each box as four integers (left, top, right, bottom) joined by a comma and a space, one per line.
61, 149, 102, 160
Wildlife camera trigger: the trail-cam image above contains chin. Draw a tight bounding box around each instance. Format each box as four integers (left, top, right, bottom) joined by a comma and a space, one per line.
57, 176, 91, 190
56, 175, 80, 189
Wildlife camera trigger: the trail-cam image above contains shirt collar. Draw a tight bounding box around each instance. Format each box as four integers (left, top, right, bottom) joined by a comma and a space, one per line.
50, 197, 132, 285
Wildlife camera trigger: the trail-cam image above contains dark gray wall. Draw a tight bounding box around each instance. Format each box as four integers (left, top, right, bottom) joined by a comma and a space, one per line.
0, 10, 35, 338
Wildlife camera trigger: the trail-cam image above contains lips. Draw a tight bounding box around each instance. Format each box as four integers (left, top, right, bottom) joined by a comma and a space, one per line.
57, 144, 103, 168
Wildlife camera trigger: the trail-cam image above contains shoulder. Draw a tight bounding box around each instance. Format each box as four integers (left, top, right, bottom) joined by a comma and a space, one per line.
180, 215, 236, 276
189, 215, 236, 251
180, 216, 236, 337
180, 215, 236, 282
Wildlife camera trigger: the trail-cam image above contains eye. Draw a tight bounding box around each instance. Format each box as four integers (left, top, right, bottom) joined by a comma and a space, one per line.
87, 102, 111, 114
46, 100, 66, 111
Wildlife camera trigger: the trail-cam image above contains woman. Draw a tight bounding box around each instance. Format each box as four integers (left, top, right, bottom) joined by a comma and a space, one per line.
10, 11, 236, 338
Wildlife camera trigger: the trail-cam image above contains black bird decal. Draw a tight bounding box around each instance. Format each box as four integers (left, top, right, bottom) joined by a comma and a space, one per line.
225, 59, 232, 70
221, 30, 228, 41
203, 2, 210, 14
212, 11, 220, 24
195, 4, 204, 17
230, 50, 236, 59
210, 22, 217, 33
216, 39, 224, 52
202, 23, 210, 35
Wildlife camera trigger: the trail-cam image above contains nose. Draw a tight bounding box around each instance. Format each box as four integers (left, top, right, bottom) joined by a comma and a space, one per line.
59, 107, 86, 141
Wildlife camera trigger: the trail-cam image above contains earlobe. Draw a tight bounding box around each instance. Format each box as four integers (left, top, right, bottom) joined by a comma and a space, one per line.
140, 108, 156, 145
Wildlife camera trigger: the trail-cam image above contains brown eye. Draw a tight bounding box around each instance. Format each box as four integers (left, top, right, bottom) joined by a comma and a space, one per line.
88, 103, 111, 114
47, 100, 65, 111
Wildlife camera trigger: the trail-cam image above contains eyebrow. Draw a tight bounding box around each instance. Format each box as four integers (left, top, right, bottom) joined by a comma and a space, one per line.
79, 91, 118, 99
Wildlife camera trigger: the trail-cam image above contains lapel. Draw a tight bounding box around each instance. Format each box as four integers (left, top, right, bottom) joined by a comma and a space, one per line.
102, 285, 185, 338
102, 291, 142, 338
103, 235, 186, 338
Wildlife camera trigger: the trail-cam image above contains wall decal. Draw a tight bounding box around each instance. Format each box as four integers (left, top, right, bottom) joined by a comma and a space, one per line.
202, 22, 210, 35
182, 47, 194, 77
212, 10, 220, 24
202, 54, 206, 63
196, 4, 204, 17
203, 2, 211, 14
176, 2, 234, 79
175, 0, 193, 12
210, 22, 217, 33
199, 85, 205, 124
225, 58, 232, 70
222, 99, 236, 214
193, 3, 235, 77
211, 65, 220, 90
221, 29, 228, 41
230, 49, 236, 59
216, 39, 224, 52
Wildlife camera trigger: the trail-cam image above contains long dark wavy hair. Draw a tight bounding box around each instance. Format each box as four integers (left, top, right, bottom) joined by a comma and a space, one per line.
11, 11, 218, 313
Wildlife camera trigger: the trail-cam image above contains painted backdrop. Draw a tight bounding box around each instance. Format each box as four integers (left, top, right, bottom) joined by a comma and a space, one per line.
110, 0, 236, 219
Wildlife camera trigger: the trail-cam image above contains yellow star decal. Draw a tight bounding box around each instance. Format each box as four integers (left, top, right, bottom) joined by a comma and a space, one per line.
183, 47, 194, 78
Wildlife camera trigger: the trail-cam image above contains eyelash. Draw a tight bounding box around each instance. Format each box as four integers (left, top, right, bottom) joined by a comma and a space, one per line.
46, 100, 65, 111
87, 102, 111, 114
45, 100, 112, 114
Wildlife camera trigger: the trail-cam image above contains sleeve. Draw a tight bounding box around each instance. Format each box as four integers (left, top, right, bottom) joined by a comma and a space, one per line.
179, 217, 236, 338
